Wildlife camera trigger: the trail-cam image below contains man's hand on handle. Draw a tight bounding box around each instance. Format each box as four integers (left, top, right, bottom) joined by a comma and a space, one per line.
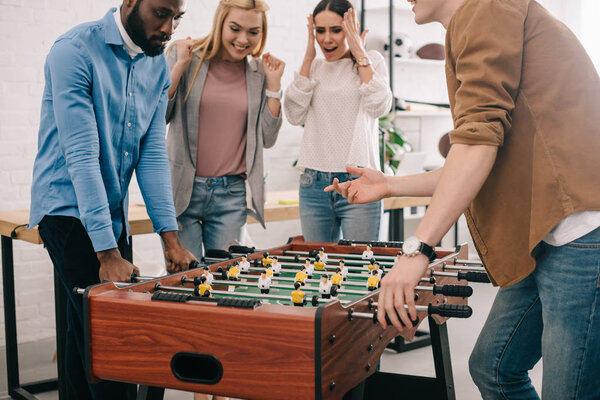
161, 231, 197, 273
97, 248, 139, 282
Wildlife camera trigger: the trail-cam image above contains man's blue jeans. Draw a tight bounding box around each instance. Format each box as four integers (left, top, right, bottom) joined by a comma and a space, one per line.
469, 226, 600, 399
177, 175, 247, 259
299, 169, 382, 242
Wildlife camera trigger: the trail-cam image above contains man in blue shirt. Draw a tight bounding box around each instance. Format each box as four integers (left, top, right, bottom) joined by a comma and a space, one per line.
29, 0, 193, 398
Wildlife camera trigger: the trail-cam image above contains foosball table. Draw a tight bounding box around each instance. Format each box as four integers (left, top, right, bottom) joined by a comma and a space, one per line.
80, 237, 489, 400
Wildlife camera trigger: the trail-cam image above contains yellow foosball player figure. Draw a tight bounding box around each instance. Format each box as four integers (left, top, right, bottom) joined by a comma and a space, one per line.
304, 258, 315, 278
362, 244, 374, 260
271, 256, 281, 276
265, 265, 274, 279
318, 247, 328, 263
319, 274, 332, 299
367, 270, 380, 291
291, 282, 305, 307
295, 266, 308, 286
338, 260, 348, 281
314, 255, 326, 271
258, 271, 272, 294
239, 255, 251, 273
366, 258, 377, 273
197, 275, 212, 297
262, 252, 273, 267
331, 268, 343, 288
227, 263, 240, 281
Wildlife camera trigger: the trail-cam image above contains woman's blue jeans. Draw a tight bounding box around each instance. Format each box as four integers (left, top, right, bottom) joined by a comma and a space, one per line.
299, 168, 382, 242
469, 226, 600, 399
177, 175, 247, 259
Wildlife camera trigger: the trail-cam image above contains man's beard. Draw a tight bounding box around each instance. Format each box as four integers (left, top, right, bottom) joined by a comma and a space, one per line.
126, 2, 170, 57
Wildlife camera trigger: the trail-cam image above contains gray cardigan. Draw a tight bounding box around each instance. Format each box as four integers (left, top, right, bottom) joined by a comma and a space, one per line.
165, 50, 282, 228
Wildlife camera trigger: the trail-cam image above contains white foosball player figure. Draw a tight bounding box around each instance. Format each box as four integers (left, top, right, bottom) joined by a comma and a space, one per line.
258, 271, 272, 294
271, 256, 281, 276
362, 244, 374, 260
238, 255, 251, 273
319, 274, 332, 299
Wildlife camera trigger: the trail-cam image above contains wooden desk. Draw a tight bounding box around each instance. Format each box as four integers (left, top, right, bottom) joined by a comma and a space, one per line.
127, 190, 430, 228
0, 190, 430, 244
0, 193, 430, 400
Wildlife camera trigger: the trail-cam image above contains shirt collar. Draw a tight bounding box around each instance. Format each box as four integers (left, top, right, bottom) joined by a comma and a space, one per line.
112, 8, 143, 58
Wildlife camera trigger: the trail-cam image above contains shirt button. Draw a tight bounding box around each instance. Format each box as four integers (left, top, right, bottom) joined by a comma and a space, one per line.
124, 151, 129, 157
128, 92, 133, 96
127, 122, 132, 127
121, 178, 125, 182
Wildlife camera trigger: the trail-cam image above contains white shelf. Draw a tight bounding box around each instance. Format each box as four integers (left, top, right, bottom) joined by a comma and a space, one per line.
397, 109, 450, 117
394, 57, 444, 66
361, 0, 413, 12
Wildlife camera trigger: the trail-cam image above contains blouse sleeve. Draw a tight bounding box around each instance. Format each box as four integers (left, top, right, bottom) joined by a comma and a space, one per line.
358, 50, 393, 118
283, 62, 319, 126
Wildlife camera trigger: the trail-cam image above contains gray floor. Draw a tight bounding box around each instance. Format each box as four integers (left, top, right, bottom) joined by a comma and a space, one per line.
0, 283, 542, 400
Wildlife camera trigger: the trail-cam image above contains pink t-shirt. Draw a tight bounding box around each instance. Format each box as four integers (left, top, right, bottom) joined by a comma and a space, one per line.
195, 57, 248, 178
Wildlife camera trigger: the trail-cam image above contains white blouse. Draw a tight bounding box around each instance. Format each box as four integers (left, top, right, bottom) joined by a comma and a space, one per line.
284, 50, 393, 172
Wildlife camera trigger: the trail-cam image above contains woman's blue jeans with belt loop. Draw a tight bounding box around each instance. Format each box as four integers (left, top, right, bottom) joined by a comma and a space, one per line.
177, 175, 247, 259
469, 226, 600, 400
299, 168, 382, 243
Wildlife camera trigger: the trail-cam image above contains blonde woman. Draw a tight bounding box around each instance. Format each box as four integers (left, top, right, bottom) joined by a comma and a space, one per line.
166, 0, 284, 262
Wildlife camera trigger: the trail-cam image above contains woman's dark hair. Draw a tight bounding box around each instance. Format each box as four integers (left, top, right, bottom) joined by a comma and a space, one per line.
313, 0, 357, 65
313, 0, 353, 19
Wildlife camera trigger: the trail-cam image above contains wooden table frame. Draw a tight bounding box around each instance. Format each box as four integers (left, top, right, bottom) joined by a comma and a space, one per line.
0, 192, 430, 400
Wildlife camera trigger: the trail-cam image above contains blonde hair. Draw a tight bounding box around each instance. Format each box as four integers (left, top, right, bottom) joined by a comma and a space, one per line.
170, 0, 270, 102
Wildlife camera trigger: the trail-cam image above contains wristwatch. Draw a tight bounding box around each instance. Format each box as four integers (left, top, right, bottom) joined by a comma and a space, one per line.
356, 56, 372, 68
265, 89, 283, 99
402, 236, 437, 261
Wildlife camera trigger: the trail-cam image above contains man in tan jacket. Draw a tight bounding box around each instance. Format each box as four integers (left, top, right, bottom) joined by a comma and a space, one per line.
326, 0, 600, 398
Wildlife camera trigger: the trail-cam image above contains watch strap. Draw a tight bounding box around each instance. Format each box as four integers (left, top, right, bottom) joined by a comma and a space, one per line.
419, 242, 437, 262
265, 89, 283, 99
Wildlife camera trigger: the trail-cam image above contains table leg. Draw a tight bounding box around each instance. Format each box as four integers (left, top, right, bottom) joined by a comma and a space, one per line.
54, 271, 67, 399
2, 235, 58, 400
388, 209, 405, 242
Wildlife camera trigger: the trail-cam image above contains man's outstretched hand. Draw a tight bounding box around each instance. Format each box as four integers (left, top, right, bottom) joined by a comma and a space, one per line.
324, 165, 390, 204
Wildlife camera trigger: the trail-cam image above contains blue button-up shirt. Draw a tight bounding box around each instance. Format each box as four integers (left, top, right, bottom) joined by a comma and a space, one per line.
29, 9, 178, 252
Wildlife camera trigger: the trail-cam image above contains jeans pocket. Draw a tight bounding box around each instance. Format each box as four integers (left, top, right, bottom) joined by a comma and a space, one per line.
227, 179, 247, 196
300, 171, 315, 188
565, 227, 600, 249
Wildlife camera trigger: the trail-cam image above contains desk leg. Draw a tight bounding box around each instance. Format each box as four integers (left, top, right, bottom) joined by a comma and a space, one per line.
2, 235, 59, 400
2, 236, 57, 400
388, 209, 405, 242
2, 235, 21, 396
54, 272, 67, 400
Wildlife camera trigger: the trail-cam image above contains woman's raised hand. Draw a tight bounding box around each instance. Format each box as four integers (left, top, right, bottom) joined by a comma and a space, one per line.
343, 9, 368, 60
262, 53, 286, 92
304, 14, 317, 63
175, 36, 194, 68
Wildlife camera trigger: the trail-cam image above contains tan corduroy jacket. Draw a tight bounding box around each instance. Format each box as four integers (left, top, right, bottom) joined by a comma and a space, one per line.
445, 0, 600, 287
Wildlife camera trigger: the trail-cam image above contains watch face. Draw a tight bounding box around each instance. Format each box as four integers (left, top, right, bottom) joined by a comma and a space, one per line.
402, 236, 421, 255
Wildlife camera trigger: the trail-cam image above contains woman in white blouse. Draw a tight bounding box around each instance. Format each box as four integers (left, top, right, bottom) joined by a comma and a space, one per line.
284, 0, 393, 242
